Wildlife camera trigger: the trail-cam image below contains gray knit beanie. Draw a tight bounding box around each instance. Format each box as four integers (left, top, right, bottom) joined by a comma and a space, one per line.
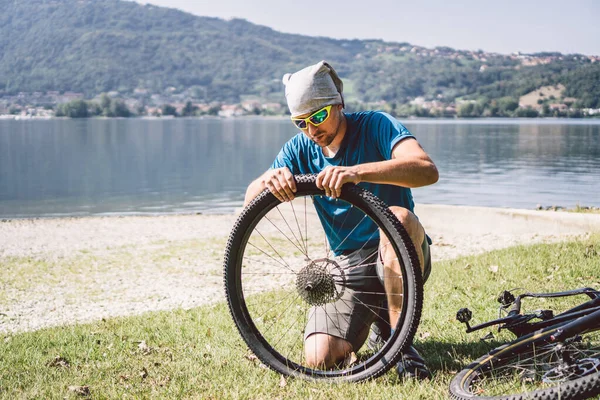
282, 61, 344, 117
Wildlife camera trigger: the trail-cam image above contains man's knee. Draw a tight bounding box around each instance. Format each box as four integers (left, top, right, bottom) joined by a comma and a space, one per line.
304, 333, 352, 368
388, 206, 424, 244
381, 206, 426, 273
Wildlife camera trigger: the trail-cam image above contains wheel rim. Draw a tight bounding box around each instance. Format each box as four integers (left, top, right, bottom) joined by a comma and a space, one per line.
233, 193, 415, 379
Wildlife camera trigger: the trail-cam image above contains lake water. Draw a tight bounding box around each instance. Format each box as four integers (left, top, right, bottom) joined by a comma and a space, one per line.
1, 118, 599, 218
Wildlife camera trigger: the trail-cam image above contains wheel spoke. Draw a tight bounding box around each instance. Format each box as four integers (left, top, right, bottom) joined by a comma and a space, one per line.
269, 207, 309, 258
246, 238, 297, 274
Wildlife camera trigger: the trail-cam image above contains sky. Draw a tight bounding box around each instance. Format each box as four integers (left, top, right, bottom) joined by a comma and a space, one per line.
132, 0, 600, 56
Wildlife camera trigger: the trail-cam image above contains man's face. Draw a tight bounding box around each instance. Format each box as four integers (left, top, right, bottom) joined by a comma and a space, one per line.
294, 104, 343, 148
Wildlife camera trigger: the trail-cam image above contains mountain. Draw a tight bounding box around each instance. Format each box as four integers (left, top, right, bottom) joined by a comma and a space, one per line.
1, 0, 599, 110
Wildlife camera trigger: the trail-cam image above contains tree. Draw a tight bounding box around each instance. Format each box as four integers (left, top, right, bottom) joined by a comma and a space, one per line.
161, 104, 177, 116
56, 100, 89, 118
497, 97, 519, 114
206, 104, 221, 116
515, 107, 539, 118
484, 100, 500, 117
100, 93, 111, 114
181, 101, 198, 117
457, 102, 483, 118
88, 102, 102, 116
110, 100, 131, 117
136, 104, 147, 116
542, 104, 550, 116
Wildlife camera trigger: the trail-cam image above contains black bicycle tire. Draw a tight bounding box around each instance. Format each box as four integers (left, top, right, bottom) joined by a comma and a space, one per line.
449, 326, 600, 400
223, 174, 423, 382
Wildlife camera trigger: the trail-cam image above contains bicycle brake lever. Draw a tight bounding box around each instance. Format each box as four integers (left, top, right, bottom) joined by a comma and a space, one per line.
535, 309, 554, 320
497, 290, 516, 307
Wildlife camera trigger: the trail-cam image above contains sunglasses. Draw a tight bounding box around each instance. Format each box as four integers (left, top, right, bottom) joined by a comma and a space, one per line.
290, 105, 332, 130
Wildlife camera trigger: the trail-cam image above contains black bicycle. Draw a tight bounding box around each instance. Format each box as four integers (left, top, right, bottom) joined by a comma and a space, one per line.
223, 174, 423, 382
450, 286, 600, 400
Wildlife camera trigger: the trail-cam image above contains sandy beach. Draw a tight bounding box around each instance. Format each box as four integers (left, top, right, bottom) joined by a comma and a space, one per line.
1, 204, 600, 334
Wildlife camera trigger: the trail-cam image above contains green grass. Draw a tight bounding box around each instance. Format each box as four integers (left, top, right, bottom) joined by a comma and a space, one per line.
539, 204, 600, 213
571, 205, 600, 214
1, 236, 599, 399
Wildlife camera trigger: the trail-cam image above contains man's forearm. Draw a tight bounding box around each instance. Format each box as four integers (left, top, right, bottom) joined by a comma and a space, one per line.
354, 158, 439, 188
351, 137, 439, 188
244, 177, 266, 206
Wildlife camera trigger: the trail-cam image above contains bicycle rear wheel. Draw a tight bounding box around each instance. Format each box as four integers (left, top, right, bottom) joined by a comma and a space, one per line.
449, 326, 600, 400
223, 174, 423, 382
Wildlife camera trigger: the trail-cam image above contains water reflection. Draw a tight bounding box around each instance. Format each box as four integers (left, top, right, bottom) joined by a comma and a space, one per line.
408, 121, 600, 209
0, 119, 599, 218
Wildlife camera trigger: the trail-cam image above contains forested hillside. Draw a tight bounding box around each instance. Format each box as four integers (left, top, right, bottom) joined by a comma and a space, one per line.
1, 0, 599, 113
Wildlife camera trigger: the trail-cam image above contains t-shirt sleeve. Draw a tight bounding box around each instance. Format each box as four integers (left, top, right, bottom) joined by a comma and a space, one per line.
271, 139, 300, 174
370, 112, 415, 160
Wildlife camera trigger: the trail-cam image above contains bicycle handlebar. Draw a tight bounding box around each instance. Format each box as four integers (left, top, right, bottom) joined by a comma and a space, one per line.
458, 287, 600, 335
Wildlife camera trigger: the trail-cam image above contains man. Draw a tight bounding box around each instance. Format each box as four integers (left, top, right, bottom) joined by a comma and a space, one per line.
244, 61, 438, 379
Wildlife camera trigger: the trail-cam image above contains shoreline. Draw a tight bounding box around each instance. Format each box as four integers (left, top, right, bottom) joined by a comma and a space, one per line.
2, 204, 598, 222
2, 114, 600, 123
1, 204, 600, 334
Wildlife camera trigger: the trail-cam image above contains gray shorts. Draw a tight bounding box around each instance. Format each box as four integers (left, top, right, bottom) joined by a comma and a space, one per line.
303, 234, 432, 351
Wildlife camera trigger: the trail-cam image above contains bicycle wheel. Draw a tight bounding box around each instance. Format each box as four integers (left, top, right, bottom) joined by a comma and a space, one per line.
223, 174, 423, 382
449, 326, 600, 400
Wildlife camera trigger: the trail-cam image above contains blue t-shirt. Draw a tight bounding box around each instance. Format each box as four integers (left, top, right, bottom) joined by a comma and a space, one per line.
271, 111, 415, 254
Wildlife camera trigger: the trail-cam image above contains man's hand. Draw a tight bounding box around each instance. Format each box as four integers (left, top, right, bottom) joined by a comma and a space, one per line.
316, 166, 360, 198
261, 167, 297, 203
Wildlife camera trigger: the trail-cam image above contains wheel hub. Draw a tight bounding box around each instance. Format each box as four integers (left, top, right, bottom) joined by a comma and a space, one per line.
296, 259, 343, 306
542, 357, 600, 383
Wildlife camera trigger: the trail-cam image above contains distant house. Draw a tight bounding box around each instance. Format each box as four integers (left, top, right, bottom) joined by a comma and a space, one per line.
445, 106, 456, 113
549, 103, 568, 111
409, 97, 425, 106
241, 100, 261, 112
583, 108, 600, 115
218, 104, 244, 117
172, 103, 186, 114
262, 103, 283, 113
146, 107, 161, 116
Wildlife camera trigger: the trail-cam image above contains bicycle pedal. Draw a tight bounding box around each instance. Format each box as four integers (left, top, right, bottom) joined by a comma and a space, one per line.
456, 308, 473, 330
